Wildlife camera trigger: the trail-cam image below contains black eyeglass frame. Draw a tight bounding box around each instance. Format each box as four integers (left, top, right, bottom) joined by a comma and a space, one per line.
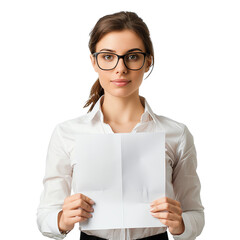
92, 52, 147, 71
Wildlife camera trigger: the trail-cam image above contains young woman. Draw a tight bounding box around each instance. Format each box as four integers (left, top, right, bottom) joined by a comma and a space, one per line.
37, 11, 204, 240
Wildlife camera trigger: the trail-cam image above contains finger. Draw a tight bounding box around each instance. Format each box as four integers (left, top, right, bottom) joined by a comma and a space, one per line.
64, 193, 81, 204
66, 209, 93, 219
64, 193, 95, 205
66, 198, 94, 213
151, 197, 181, 208
151, 202, 182, 215
150, 211, 181, 221
67, 216, 88, 225
158, 219, 178, 228
80, 193, 95, 205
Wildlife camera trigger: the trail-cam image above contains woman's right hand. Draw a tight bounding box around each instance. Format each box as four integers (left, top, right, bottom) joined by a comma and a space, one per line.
58, 193, 95, 233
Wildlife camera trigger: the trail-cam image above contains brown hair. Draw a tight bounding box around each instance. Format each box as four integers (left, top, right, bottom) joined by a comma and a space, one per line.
83, 11, 154, 113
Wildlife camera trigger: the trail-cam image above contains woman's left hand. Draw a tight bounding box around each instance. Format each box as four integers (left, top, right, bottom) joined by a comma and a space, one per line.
150, 197, 185, 235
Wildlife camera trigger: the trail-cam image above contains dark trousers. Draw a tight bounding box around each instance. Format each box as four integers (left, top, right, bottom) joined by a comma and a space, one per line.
80, 231, 168, 240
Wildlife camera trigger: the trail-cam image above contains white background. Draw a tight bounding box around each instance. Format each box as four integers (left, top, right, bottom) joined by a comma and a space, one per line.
0, 0, 239, 239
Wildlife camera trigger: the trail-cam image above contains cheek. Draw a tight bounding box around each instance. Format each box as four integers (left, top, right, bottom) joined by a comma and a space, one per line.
134, 70, 145, 82
98, 71, 111, 87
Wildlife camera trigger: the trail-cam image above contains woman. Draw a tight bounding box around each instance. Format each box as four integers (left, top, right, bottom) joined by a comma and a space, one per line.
37, 11, 204, 240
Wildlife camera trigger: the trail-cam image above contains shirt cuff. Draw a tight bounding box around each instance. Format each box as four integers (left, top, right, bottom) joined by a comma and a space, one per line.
172, 212, 194, 240
42, 209, 67, 240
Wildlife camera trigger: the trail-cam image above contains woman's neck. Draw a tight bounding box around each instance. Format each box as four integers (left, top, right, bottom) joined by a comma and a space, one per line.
101, 93, 145, 125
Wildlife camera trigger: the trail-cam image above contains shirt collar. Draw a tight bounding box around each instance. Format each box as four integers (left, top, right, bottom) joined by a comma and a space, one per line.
83, 94, 158, 125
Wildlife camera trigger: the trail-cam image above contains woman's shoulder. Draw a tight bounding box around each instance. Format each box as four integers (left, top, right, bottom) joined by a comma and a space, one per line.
155, 114, 194, 146
154, 114, 186, 133
53, 114, 90, 135
57, 114, 87, 126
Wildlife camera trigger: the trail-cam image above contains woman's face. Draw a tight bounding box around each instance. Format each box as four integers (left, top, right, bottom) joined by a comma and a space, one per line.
90, 29, 152, 98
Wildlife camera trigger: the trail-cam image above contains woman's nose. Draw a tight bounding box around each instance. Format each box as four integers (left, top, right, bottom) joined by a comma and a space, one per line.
115, 58, 128, 73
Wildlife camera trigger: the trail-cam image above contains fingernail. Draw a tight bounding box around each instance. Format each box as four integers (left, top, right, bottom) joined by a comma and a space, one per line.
90, 200, 95, 204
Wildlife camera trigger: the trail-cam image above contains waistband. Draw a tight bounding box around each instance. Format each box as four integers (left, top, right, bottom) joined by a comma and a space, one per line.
80, 231, 168, 240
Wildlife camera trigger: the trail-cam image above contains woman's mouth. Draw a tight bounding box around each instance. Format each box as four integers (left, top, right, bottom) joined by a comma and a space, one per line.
111, 80, 131, 86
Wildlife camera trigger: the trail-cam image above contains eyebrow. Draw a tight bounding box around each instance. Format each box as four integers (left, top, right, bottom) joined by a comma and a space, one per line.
99, 48, 144, 53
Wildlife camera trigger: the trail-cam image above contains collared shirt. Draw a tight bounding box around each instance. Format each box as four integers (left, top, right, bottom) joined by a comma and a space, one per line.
37, 94, 204, 240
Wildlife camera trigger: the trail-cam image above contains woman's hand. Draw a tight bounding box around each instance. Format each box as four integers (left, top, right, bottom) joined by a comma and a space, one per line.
150, 197, 185, 235
58, 193, 95, 233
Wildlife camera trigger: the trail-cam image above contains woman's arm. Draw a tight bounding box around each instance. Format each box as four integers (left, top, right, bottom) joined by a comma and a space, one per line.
36, 124, 72, 240
150, 124, 205, 239
171, 124, 205, 239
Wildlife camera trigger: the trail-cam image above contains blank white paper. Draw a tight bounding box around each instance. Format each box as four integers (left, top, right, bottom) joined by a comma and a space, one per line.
71, 131, 166, 230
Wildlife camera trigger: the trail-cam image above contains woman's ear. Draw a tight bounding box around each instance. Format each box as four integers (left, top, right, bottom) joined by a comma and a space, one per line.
145, 56, 153, 72
90, 54, 98, 72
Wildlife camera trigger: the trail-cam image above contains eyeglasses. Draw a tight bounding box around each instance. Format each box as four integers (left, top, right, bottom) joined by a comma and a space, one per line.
92, 52, 147, 71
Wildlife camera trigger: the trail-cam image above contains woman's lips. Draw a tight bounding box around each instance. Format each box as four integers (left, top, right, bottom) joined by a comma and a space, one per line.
111, 80, 131, 86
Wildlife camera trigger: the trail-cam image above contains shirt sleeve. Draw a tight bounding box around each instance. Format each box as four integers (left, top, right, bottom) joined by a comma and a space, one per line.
171, 125, 205, 240
37, 124, 72, 240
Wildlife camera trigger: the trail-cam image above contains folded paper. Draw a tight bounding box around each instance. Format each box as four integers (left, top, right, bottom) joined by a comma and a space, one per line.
71, 131, 166, 230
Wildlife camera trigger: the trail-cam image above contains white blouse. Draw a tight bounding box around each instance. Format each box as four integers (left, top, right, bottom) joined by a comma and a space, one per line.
37, 94, 204, 240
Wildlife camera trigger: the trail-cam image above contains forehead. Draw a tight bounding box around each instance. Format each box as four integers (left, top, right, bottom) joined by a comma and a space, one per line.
96, 30, 145, 53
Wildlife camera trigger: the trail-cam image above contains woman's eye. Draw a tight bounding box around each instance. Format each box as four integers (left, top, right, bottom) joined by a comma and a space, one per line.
127, 54, 138, 60
103, 54, 113, 61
